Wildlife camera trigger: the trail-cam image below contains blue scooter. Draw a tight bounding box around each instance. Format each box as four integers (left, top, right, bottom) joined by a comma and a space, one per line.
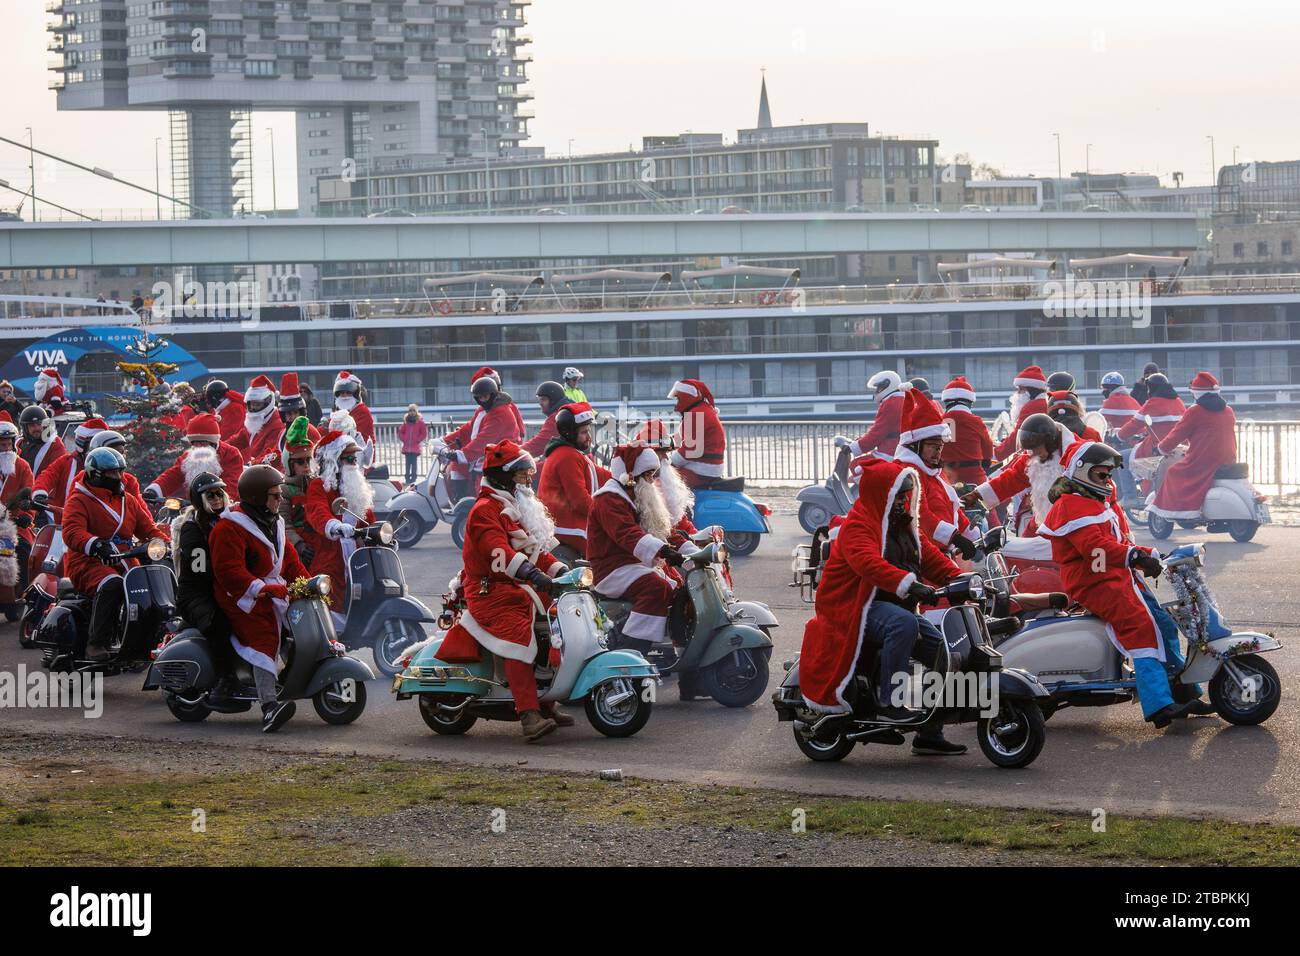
691, 477, 772, 557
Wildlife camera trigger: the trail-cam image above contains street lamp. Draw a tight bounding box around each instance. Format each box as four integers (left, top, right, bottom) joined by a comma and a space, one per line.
481, 127, 492, 215
1085, 143, 1093, 199
266, 126, 278, 214
26, 128, 35, 223
363, 134, 375, 214
1206, 134, 1216, 197
687, 130, 697, 209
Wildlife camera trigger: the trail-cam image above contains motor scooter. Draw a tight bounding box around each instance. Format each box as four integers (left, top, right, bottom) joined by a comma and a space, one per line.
795, 444, 854, 533
393, 566, 660, 737
687, 526, 781, 636
383, 450, 476, 549
33, 539, 177, 676
143, 574, 375, 725
18, 501, 65, 648
986, 544, 1282, 725
334, 520, 438, 677
690, 477, 772, 557
772, 574, 1051, 768
1141, 450, 1271, 543
601, 539, 774, 707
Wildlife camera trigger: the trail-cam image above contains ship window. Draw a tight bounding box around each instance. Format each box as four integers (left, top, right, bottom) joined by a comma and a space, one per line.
243, 332, 295, 368
1226, 304, 1286, 341
905, 357, 950, 386
829, 316, 883, 350
829, 358, 869, 394
962, 311, 1018, 349
574, 365, 621, 402
760, 317, 816, 353
1232, 349, 1289, 386
626, 320, 683, 358
1165, 306, 1221, 343
697, 362, 752, 398
306, 330, 351, 366
894, 313, 951, 350
762, 360, 817, 397
1095, 351, 1153, 388
632, 364, 685, 401
566, 322, 618, 358
965, 356, 1018, 394
500, 323, 551, 360
695, 317, 750, 354
1166, 350, 1221, 387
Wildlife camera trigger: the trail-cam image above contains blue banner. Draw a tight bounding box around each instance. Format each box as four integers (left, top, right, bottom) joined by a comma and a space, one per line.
0, 327, 208, 399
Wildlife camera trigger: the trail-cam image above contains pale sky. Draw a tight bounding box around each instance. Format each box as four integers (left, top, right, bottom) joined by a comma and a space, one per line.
3, 0, 1299, 217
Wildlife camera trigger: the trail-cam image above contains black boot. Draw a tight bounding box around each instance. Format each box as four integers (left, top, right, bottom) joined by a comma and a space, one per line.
1147, 701, 1194, 729
912, 731, 968, 756
261, 700, 296, 733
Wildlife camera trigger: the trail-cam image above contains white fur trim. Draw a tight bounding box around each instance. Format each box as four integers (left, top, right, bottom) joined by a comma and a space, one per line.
668, 381, 697, 399
933, 520, 957, 545
677, 458, 723, 478
1039, 506, 1121, 538
941, 387, 977, 402
894, 571, 918, 598
554, 526, 587, 539
1014, 376, 1046, 389
976, 482, 1000, 507
623, 611, 668, 642
633, 533, 666, 565
898, 423, 949, 445
1000, 534, 1053, 561
237, 578, 265, 614
505, 551, 528, 578
459, 608, 537, 664
230, 635, 278, 675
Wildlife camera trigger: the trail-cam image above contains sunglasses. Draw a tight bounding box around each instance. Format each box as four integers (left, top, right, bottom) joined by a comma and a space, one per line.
340, 454, 359, 465
202, 490, 226, 501
289, 457, 311, 468
265, 490, 284, 502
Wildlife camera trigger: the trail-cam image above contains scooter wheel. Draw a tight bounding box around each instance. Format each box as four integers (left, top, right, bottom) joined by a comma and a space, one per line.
703, 647, 771, 708
723, 530, 761, 557
312, 680, 367, 725
1147, 512, 1174, 540
976, 699, 1046, 769
165, 693, 212, 723
419, 694, 478, 735
585, 677, 653, 737
450, 511, 469, 550
1228, 520, 1259, 543
1209, 654, 1280, 725
392, 511, 427, 549
793, 724, 854, 762
17, 608, 40, 649
798, 502, 831, 535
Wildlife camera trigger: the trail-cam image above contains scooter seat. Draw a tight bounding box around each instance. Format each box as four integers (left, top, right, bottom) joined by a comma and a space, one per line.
56, 577, 77, 600
1214, 462, 1249, 480
703, 476, 746, 493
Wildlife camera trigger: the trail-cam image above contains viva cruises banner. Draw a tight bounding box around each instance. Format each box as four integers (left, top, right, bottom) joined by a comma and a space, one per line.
0, 327, 208, 398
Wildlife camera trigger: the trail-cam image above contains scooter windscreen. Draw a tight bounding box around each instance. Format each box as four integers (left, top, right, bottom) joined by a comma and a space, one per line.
124, 564, 177, 613
349, 546, 407, 596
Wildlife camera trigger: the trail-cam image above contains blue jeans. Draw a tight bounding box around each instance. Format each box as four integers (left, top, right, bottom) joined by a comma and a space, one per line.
862, 600, 943, 709
1131, 588, 1197, 719
1115, 447, 1141, 504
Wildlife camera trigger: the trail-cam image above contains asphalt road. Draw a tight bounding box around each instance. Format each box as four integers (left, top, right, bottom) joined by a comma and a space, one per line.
4, 498, 1298, 825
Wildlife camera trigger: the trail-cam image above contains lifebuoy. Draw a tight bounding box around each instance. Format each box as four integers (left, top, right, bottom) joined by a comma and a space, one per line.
758, 290, 777, 306
437, 300, 453, 316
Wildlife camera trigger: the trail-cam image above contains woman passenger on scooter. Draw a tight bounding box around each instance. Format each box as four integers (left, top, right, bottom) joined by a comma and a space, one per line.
175, 473, 236, 696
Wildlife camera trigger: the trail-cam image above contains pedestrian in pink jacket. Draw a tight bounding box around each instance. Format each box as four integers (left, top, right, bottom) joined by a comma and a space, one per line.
397, 404, 429, 487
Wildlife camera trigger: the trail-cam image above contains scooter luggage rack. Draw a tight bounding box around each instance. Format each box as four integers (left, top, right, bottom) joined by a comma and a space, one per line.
789, 543, 816, 604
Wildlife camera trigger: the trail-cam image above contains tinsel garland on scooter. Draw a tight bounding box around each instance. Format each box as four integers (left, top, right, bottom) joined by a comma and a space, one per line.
1165, 564, 1261, 661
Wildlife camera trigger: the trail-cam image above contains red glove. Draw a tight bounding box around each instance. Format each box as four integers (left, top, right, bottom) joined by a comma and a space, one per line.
260, 583, 289, 600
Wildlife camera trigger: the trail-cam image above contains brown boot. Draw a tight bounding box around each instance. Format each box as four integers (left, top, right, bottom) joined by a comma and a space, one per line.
542, 704, 575, 727
520, 710, 557, 742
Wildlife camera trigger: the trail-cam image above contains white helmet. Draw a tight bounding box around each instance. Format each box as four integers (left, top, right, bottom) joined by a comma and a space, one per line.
867, 370, 903, 401
0, 421, 18, 444
562, 366, 583, 383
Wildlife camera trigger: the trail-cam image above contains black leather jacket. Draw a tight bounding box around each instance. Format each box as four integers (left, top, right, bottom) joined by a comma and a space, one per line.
175, 517, 229, 640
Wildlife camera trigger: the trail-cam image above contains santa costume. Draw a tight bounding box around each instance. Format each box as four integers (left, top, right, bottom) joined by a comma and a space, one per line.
33, 368, 66, 408
145, 413, 244, 500
62, 478, 168, 597
35, 417, 102, 510
332, 371, 375, 445
441, 377, 520, 484
1117, 386, 1186, 460
669, 379, 726, 489
471, 366, 526, 441
19, 411, 67, 481
994, 365, 1049, 460
0, 438, 35, 546
798, 458, 958, 714
938, 376, 994, 486
587, 444, 681, 645
636, 419, 700, 552
235, 374, 286, 465
536, 402, 608, 555
211, 386, 248, 448
1149, 372, 1238, 520
303, 429, 375, 622
850, 371, 909, 460
974, 420, 1074, 537
892, 391, 976, 553
1099, 385, 1142, 436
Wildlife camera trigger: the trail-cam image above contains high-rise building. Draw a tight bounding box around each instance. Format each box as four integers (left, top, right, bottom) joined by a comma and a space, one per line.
46, 0, 533, 216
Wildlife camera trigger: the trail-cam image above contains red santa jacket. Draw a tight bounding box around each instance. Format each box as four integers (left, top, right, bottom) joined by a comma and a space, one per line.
1117, 395, 1185, 459
302, 477, 375, 615
35, 452, 81, 511
939, 406, 994, 484
799, 459, 959, 713
994, 396, 1049, 460
1150, 400, 1238, 519
240, 416, 286, 466
975, 448, 1059, 534
0, 458, 36, 544
148, 441, 244, 500
671, 400, 726, 482
437, 486, 564, 665
1039, 491, 1161, 658
63, 480, 168, 595
537, 442, 610, 554
21, 436, 68, 481
215, 393, 248, 447
894, 446, 972, 548
521, 412, 559, 459
209, 506, 309, 672
851, 391, 905, 459
444, 399, 520, 473
1099, 390, 1141, 436
587, 479, 674, 599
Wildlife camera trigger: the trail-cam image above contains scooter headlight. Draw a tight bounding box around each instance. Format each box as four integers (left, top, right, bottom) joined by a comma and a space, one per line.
164, 497, 182, 512
377, 521, 395, 545
147, 538, 168, 562
576, 566, 593, 589
312, 574, 332, 597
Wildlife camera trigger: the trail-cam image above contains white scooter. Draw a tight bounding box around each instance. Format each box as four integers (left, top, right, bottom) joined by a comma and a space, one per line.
382, 446, 476, 549
1140, 449, 1271, 542
988, 543, 1282, 725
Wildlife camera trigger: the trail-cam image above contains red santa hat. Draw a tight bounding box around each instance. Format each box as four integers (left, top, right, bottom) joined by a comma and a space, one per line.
898, 389, 950, 445
1047, 390, 1083, 415
635, 418, 677, 454
333, 370, 362, 394
75, 417, 108, 444
470, 366, 502, 387
941, 376, 977, 404
1189, 371, 1220, 396
609, 443, 661, 485
483, 440, 534, 473
33, 368, 65, 402
563, 401, 597, 426
668, 379, 714, 405
185, 413, 222, 444
1013, 365, 1047, 390
280, 371, 300, 396
0, 411, 10, 425
313, 428, 358, 467
245, 374, 276, 404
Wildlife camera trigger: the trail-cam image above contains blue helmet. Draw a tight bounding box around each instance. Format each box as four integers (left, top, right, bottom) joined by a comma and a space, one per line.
1101, 371, 1125, 388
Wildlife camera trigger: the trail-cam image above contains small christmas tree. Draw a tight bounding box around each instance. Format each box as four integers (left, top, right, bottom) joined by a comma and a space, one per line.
105, 330, 188, 485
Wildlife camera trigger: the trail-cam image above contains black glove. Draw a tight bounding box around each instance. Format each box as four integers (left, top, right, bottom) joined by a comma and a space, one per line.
657, 545, 686, 567
1048, 592, 1069, 609
1131, 551, 1163, 578
907, 581, 938, 604
142, 488, 160, 505
90, 539, 115, 562
436, 446, 454, 462
981, 526, 1006, 553
951, 534, 978, 560
526, 569, 554, 594
13, 513, 32, 530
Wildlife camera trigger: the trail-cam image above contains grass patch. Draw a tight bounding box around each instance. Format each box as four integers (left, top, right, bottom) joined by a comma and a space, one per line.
1, 752, 1297, 866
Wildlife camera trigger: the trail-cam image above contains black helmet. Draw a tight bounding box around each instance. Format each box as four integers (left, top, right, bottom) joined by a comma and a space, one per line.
536, 381, 566, 408
19, 405, 48, 427
1046, 371, 1076, 393
238, 464, 284, 510
85, 447, 127, 493
1067, 442, 1123, 500
278, 391, 306, 423
483, 452, 534, 492
471, 377, 498, 404
204, 380, 229, 407
554, 403, 595, 446
189, 472, 228, 513
908, 377, 932, 397
1017, 413, 1063, 455
1145, 372, 1176, 399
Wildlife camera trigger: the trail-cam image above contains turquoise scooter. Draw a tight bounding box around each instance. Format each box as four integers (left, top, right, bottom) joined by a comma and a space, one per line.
393, 566, 659, 737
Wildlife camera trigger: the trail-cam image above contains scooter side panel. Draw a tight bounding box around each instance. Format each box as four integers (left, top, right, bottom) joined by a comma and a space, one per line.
358, 596, 438, 643
1203, 484, 1256, 521
730, 600, 778, 628
399, 638, 498, 696
141, 630, 215, 691
997, 616, 1119, 684
696, 623, 773, 669
568, 650, 657, 701
1180, 631, 1281, 684
692, 490, 768, 533
388, 490, 438, 526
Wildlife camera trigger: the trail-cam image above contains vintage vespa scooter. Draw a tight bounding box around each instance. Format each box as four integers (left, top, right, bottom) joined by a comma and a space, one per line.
382, 448, 476, 549
795, 443, 855, 533
1141, 450, 1272, 543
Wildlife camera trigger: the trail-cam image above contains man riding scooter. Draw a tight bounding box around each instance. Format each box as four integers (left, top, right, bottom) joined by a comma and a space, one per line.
1147, 372, 1238, 524
1039, 442, 1211, 728
962, 413, 1069, 537
0, 417, 36, 596
537, 402, 608, 557
668, 379, 726, 490
838, 370, 908, 461
437, 375, 521, 501
938, 376, 994, 487
798, 457, 967, 755
18, 405, 67, 482
1098, 371, 1142, 507
521, 381, 567, 465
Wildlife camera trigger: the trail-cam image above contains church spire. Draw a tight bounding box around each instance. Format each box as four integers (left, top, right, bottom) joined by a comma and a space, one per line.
757, 69, 772, 130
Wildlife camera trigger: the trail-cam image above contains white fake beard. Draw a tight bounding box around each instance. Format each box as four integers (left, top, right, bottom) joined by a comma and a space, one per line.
244, 402, 277, 437
1009, 389, 1029, 422
658, 462, 694, 523
634, 475, 674, 542
1026, 453, 1064, 522
335, 395, 358, 412
513, 485, 557, 549
0, 451, 15, 477
0, 512, 18, 586
339, 464, 374, 514
181, 446, 221, 486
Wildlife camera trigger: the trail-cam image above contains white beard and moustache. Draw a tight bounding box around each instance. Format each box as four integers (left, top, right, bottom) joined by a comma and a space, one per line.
0, 450, 15, 477
513, 485, 557, 550
1026, 453, 1064, 523
338, 464, 374, 514
335, 395, 358, 412
1009, 389, 1029, 422
181, 445, 221, 485
634, 475, 673, 542
658, 461, 694, 523
245, 401, 277, 437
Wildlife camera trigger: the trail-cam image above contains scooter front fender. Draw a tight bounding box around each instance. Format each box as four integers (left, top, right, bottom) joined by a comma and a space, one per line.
1180, 631, 1282, 684
795, 485, 838, 509
692, 490, 768, 534
697, 623, 773, 669
302, 656, 376, 700
729, 600, 778, 629
996, 667, 1052, 700
359, 596, 438, 642
568, 650, 658, 701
